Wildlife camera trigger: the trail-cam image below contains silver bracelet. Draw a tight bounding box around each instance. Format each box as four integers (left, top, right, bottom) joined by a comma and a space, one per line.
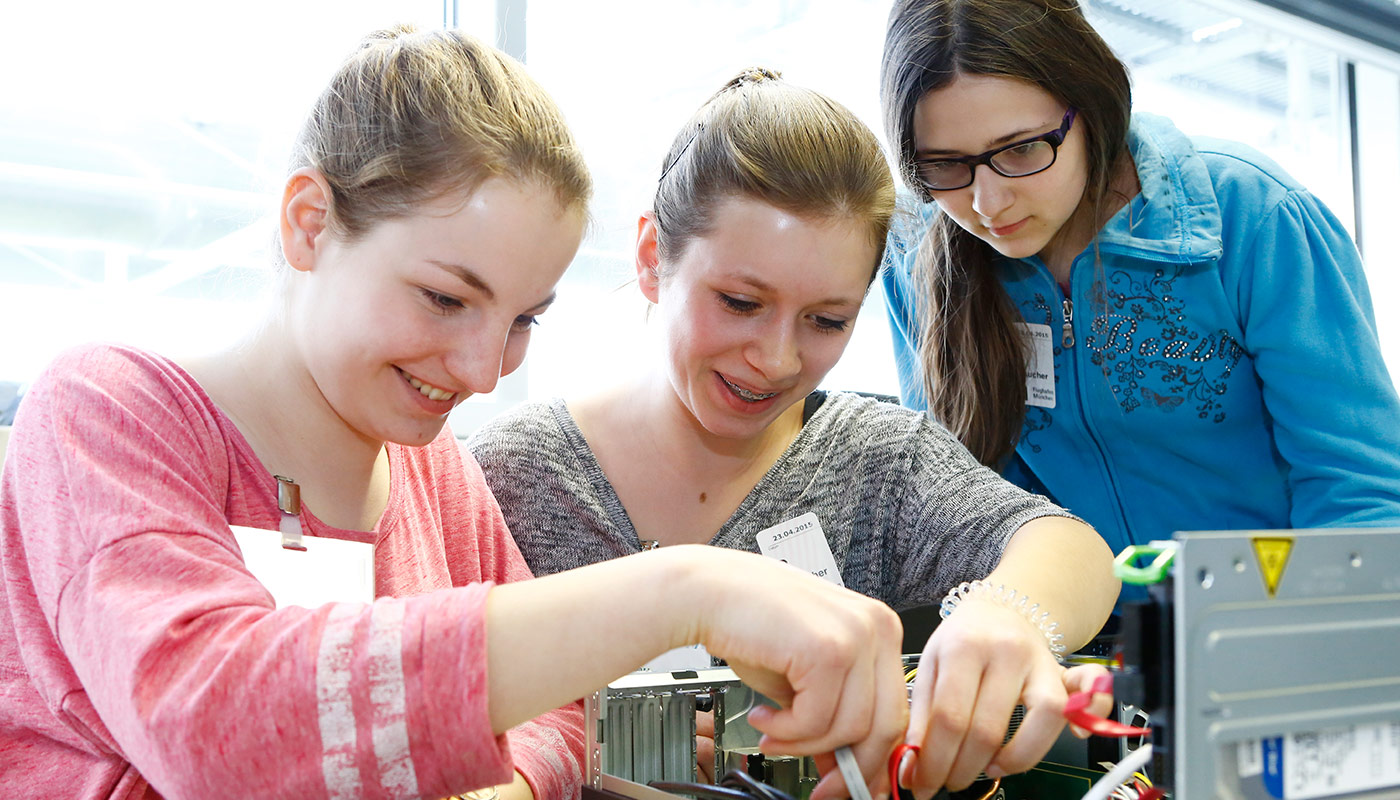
939, 580, 1067, 656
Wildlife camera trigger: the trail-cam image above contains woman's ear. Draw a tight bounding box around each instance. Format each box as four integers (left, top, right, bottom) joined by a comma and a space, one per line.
280, 168, 333, 273
636, 212, 662, 304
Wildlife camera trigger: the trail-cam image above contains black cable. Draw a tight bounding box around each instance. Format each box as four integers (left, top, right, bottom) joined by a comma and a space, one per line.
650, 769, 798, 800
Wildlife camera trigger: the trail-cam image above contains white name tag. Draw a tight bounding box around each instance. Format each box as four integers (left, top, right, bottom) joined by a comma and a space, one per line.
1018, 322, 1056, 408
231, 525, 375, 608
755, 512, 843, 587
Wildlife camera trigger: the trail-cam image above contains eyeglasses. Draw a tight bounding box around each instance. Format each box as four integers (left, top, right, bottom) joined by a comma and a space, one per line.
912, 107, 1077, 192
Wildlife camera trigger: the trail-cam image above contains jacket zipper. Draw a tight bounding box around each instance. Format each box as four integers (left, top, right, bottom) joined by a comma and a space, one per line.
1054, 265, 1133, 554
1061, 297, 1075, 348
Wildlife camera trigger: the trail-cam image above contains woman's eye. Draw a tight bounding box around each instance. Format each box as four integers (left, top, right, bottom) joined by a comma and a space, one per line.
813, 316, 849, 333
718, 293, 759, 313
511, 314, 539, 333
422, 289, 464, 312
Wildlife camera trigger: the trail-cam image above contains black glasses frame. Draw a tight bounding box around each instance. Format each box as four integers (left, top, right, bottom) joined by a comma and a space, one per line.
912, 107, 1078, 192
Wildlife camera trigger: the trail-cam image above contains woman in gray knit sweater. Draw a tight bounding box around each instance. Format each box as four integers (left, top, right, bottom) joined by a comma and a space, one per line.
469, 69, 1118, 792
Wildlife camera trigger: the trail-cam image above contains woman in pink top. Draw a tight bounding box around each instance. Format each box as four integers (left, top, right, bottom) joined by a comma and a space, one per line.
0, 27, 909, 800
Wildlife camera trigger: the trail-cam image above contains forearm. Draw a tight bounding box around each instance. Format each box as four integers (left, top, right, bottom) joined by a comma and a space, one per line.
485, 547, 703, 733
486, 543, 910, 800
983, 516, 1119, 650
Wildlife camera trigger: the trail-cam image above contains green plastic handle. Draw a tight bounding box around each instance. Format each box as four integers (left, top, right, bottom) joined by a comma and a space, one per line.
1114, 543, 1176, 585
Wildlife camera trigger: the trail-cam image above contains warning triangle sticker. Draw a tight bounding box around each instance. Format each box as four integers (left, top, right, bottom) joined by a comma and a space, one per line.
1252, 537, 1294, 598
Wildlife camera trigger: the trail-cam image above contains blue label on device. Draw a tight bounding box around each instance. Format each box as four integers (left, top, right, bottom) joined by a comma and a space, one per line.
1262, 737, 1285, 798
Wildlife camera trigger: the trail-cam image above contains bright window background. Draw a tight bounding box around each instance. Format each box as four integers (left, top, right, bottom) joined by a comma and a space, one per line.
0, 0, 449, 382
512, 0, 899, 427
1, 0, 1397, 434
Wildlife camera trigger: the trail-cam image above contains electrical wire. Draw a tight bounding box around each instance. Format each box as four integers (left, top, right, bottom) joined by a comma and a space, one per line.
1081, 745, 1154, 800
970, 777, 1002, 800
889, 743, 918, 790
651, 769, 796, 800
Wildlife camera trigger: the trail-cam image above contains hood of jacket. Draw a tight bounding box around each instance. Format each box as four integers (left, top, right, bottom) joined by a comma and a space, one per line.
1097, 113, 1225, 265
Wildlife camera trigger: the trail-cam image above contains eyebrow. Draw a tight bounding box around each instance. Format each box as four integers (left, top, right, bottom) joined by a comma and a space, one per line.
918, 120, 1056, 157
430, 260, 556, 311
527, 291, 558, 313
730, 273, 862, 308
431, 260, 495, 300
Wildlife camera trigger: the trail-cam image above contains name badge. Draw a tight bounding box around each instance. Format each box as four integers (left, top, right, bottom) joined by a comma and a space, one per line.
755, 512, 843, 587
231, 525, 375, 608
1017, 322, 1056, 408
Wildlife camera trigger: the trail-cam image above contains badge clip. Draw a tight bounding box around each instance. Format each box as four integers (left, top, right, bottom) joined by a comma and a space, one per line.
274, 474, 307, 552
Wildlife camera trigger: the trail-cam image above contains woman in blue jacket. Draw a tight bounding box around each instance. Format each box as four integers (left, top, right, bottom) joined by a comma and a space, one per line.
879, 0, 1400, 567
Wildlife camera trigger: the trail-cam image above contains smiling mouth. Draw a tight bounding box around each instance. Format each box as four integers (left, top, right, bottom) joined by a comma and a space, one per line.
397, 367, 458, 402
719, 374, 779, 403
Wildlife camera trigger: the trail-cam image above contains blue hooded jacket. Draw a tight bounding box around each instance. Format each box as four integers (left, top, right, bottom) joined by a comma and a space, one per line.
883, 113, 1400, 568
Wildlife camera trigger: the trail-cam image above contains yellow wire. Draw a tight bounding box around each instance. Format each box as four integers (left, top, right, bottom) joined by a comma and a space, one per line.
972, 777, 1001, 800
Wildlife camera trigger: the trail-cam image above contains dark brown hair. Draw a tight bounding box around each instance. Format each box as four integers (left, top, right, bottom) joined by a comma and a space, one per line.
286, 25, 590, 248
654, 67, 895, 278
880, 0, 1132, 465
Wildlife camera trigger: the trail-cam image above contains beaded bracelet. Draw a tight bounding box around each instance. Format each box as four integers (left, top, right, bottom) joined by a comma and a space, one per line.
939, 580, 1067, 656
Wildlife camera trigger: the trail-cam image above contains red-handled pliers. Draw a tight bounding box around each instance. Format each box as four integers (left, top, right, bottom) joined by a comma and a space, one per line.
890, 672, 1150, 795
1063, 671, 1152, 738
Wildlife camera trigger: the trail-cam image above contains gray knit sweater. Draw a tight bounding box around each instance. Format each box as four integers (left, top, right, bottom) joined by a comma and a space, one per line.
467, 392, 1075, 610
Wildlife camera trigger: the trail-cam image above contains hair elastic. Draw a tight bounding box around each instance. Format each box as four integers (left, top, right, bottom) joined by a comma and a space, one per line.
939, 580, 1066, 656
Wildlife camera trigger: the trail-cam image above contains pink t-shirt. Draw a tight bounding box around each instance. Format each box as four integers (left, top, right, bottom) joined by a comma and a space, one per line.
0, 344, 583, 798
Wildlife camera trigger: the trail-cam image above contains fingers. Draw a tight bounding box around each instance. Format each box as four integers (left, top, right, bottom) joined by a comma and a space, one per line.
763, 631, 871, 754
903, 602, 1070, 794
943, 659, 1022, 790
809, 638, 908, 800
907, 647, 972, 790
696, 735, 715, 783
1089, 687, 1114, 720
695, 709, 715, 783
746, 601, 903, 757
988, 659, 1076, 777
1063, 663, 1112, 710
1063, 663, 1109, 688
696, 708, 715, 738
688, 550, 907, 795
1061, 664, 1113, 738
766, 612, 903, 800
739, 652, 843, 748
732, 663, 797, 713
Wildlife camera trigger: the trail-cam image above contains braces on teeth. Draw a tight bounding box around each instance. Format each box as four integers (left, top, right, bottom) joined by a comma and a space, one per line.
721, 375, 777, 402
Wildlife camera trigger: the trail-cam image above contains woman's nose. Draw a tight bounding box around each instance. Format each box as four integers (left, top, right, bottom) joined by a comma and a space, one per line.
970, 166, 1015, 221
747, 322, 800, 380
446, 329, 507, 396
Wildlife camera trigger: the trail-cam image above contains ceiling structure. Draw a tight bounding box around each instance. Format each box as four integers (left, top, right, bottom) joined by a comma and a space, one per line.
0, 0, 1376, 304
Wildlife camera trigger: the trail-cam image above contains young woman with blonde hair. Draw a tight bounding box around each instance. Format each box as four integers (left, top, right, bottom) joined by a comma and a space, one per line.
471, 68, 1118, 793
0, 31, 910, 800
